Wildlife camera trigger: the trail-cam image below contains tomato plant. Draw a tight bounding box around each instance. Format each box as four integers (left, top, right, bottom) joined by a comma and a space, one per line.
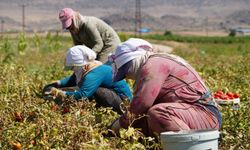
0, 33, 249, 150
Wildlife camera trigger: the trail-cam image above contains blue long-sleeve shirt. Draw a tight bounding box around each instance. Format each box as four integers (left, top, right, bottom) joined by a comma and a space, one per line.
59, 65, 132, 100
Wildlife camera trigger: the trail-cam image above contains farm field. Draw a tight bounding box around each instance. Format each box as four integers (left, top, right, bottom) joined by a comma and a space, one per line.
0, 32, 249, 149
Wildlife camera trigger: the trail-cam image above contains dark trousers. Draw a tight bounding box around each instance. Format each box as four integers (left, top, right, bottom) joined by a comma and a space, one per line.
46, 86, 124, 114
93, 87, 123, 114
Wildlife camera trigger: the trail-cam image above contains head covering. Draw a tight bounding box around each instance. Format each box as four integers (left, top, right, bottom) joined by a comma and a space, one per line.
59, 8, 74, 29
110, 38, 153, 69
112, 60, 132, 82
65, 45, 96, 70
109, 38, 153, 81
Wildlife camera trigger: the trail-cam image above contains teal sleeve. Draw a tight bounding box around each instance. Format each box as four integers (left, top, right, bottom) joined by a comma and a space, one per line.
65, 72, 104, 100
59, 74, 77, 87
113, 80, 133, 101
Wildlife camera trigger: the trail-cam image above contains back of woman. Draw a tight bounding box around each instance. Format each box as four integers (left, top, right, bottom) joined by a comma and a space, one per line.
109, 38, 221, 136
82, 64, 132, 100
135, 55, 207, 105
59, 8, 121, 62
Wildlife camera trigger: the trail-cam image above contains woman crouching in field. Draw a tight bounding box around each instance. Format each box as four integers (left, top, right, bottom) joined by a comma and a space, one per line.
43, 45, 132, 114
109, 38, 222, 136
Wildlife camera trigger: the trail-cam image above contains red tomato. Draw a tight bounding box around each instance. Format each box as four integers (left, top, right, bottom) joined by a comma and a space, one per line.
14, 112, 23, 122
226, 92, 234, 97
214, 95, 219, 99
51, 105, 59, 111
214, 93, 221, 98
220, 95, 229, 100
216, 90, 223, 95
62, 107, 70, 114
219, 94, 224, 99
13, 142, 21, 150
233, 93, 240, 98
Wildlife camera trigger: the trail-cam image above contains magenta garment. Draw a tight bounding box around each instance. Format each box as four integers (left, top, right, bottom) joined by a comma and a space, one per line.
130, 56, 208, 115
119, 55, 219, 134
147, 103, 219, 134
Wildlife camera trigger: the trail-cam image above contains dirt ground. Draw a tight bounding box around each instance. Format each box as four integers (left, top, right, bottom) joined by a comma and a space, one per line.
174, 30, 229, 37
149, 39, 191, 54
151, 43, 173, 53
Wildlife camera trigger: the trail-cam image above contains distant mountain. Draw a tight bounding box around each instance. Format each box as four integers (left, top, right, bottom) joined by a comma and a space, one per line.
0, 0, 250, 32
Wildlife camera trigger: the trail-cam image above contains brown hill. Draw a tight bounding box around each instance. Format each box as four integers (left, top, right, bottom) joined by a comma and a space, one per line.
0, 0, 250, 32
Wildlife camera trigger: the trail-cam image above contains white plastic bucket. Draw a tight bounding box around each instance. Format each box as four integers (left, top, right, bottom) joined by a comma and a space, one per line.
160, 129, 220, 150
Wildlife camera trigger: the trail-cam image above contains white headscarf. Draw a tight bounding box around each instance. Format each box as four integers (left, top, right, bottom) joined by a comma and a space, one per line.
65, 45, 97, 84
110, 38, 153, 69
109, 38, 154, 81
65, 45, 96, 67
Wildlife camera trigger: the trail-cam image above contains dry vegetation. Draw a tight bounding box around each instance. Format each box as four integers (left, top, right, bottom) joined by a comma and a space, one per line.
0, 32, 250, 149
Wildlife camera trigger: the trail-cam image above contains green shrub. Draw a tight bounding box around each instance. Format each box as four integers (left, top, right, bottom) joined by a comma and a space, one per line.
163, 30, 172, 36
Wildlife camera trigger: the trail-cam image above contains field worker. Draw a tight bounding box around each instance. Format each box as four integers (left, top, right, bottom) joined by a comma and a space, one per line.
58, 7, 121, 63
43, 45, 132, 114
109, 38, 222, 136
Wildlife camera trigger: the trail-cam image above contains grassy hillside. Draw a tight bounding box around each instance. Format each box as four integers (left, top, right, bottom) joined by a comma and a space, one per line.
0, 32, 249, 149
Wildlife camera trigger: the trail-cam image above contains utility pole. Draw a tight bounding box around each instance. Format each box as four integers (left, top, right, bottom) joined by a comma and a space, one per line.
1, 20, 4, 33
205, 16, 208, 36
21, 4, 26, 32
135, 0, 141, 37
